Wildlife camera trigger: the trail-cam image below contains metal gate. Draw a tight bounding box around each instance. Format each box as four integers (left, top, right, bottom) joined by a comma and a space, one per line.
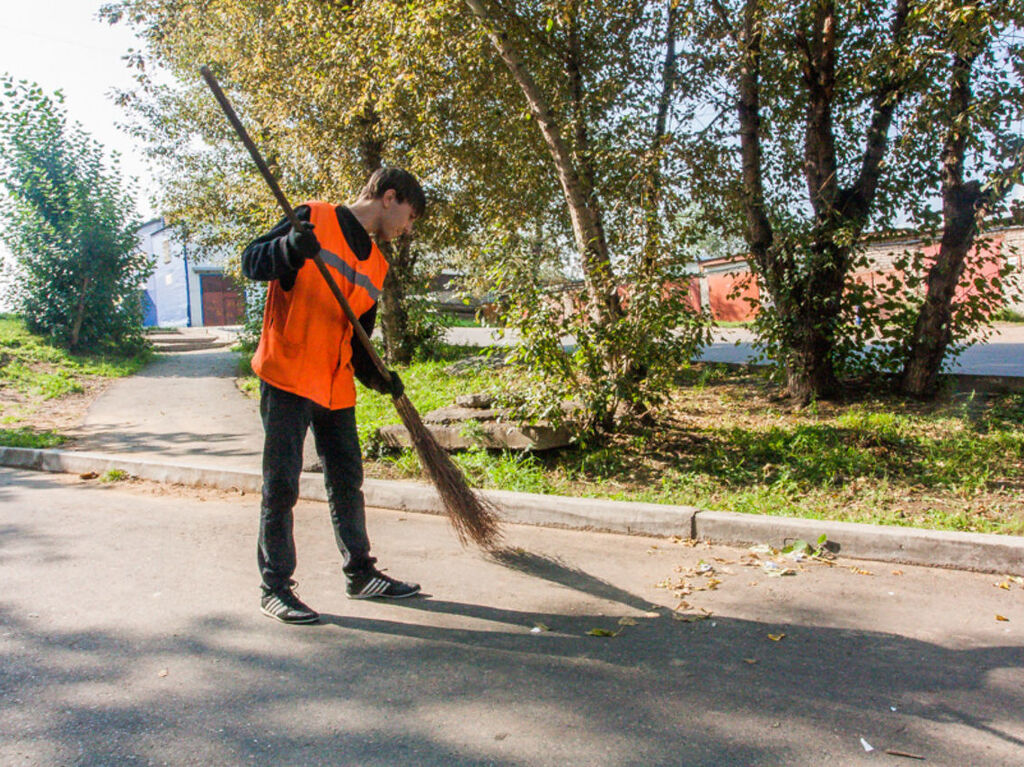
199, 273, 244, 326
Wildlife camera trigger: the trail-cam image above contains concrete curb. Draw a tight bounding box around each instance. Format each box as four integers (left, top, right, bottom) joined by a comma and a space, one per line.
1, 446, 1021, 576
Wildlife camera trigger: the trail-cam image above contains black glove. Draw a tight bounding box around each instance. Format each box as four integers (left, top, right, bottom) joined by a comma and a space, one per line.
383, 369, 404, 398
284, 223, 319, 269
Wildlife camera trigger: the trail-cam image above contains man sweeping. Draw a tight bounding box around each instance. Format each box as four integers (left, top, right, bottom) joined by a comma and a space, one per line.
242, 167, 426, 624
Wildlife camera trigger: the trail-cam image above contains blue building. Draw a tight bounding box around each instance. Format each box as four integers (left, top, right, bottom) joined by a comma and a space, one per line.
137, 219, 244, 327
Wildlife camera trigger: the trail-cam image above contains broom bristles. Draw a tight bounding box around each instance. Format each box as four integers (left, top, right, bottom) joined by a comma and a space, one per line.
393, 393, 503, 549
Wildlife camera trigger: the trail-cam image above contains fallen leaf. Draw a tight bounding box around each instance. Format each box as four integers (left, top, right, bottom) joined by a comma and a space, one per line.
763, 562, 796, 577
891, 569, 904, 576
157, 669, 169, 678
743, 658, 758, 664
996, 581, 1011, 590
706, 577, 723, 590
674, 600, 692, 611
767, 633, 786, 641
79, 472, 98, 480
531, 622, 550, 632
996, 614, 1009, 622
618, 617, 638, 627
673, 607, 712, 623
587, 628, 616, 637
851, 568, 874, 576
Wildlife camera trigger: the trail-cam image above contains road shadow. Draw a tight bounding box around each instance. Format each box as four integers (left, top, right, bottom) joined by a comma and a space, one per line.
2, 599, 1021, 766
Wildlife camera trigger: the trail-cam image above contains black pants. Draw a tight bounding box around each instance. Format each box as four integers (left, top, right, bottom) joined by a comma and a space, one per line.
258, 381, 373, 593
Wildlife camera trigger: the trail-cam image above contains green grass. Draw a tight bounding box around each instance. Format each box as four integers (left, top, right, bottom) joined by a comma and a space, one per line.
0, 316, 149, 399
0, 427, 66, 448
236, 346, 1024, 536
994, 307, 1024, 323
440, 313, 484, 328
100, 468, 129, 483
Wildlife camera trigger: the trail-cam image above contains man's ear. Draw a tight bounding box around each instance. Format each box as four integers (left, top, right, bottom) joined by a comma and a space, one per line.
379, 188, 397, 207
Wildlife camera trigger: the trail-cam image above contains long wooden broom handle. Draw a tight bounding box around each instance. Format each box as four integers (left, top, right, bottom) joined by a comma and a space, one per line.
199, 65, 393, 385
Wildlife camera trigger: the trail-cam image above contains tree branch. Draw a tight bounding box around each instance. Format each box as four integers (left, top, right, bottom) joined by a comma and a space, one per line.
842, 0, 912, 222
737, 0, 774, 275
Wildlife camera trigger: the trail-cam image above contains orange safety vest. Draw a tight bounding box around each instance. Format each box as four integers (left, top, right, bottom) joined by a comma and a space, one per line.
251, 201, 389, 409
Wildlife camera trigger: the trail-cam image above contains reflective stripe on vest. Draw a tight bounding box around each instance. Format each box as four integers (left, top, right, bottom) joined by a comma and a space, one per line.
318, 248, 383, 302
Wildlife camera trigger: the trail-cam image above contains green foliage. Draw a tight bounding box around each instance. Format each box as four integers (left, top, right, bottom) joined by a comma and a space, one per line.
832, 233, 1015, 380
478, 230, 712, 436
993, 307, 1024, 323
677, 0, 1024, 399
0, 315, 149, 398
0, 77, 152, 354
100, 469, 129, 483
344, 354, 1024, 535
0, 427, 65, 448
106, 0, 715, 430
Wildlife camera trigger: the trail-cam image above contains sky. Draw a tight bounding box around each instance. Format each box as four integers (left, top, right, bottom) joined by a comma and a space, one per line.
0, 0, 157, 219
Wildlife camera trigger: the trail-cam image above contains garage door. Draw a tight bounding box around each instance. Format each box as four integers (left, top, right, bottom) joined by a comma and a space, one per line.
200, 274, 244, 326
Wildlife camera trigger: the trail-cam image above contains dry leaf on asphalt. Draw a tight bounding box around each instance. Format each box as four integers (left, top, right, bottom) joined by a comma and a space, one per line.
743, 658, 758, 665
850, 568, 874, 576
767, 633, 786, 641
587, 628, 616, 637
618, 617, 638, 627
996, 614, 1009, 622
673, 607, 713, 623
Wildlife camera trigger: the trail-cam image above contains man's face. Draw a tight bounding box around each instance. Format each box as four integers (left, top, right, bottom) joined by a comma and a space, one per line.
379, 192, 418, 243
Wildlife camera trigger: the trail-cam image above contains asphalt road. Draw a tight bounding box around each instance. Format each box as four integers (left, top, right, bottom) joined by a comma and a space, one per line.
1, 468, 1021, 766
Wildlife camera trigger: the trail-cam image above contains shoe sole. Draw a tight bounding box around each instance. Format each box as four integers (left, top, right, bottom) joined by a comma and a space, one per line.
347, 587, 421, 600
260, 606, 320, 624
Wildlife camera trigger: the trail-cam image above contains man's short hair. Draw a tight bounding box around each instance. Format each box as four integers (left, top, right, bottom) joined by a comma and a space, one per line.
360, 168, 426, 218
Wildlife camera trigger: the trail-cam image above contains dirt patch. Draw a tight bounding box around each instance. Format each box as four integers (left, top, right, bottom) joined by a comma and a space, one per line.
0, 375, 112, 439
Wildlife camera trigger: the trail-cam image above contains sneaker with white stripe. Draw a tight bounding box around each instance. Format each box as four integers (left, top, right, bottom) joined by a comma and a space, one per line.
260, 582, 320, 624
347, 567, 420, 599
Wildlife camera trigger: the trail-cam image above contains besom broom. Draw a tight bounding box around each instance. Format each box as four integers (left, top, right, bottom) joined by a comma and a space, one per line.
200, 65, 502, 549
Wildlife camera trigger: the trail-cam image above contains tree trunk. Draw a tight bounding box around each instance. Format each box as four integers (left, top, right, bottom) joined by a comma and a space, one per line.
642, 0, 679, 277
901, 52, 982, 397
70, 275, 91, 350
354, 102, 420, 364
734, 0, 908, 403
379, 238, 418, 365
462, 0, 620, 324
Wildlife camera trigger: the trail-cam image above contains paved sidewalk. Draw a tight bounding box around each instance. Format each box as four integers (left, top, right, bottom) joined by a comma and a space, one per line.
1, 469, 1021, 766
3, 327, 1006, 576
72, 344, 265, 470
